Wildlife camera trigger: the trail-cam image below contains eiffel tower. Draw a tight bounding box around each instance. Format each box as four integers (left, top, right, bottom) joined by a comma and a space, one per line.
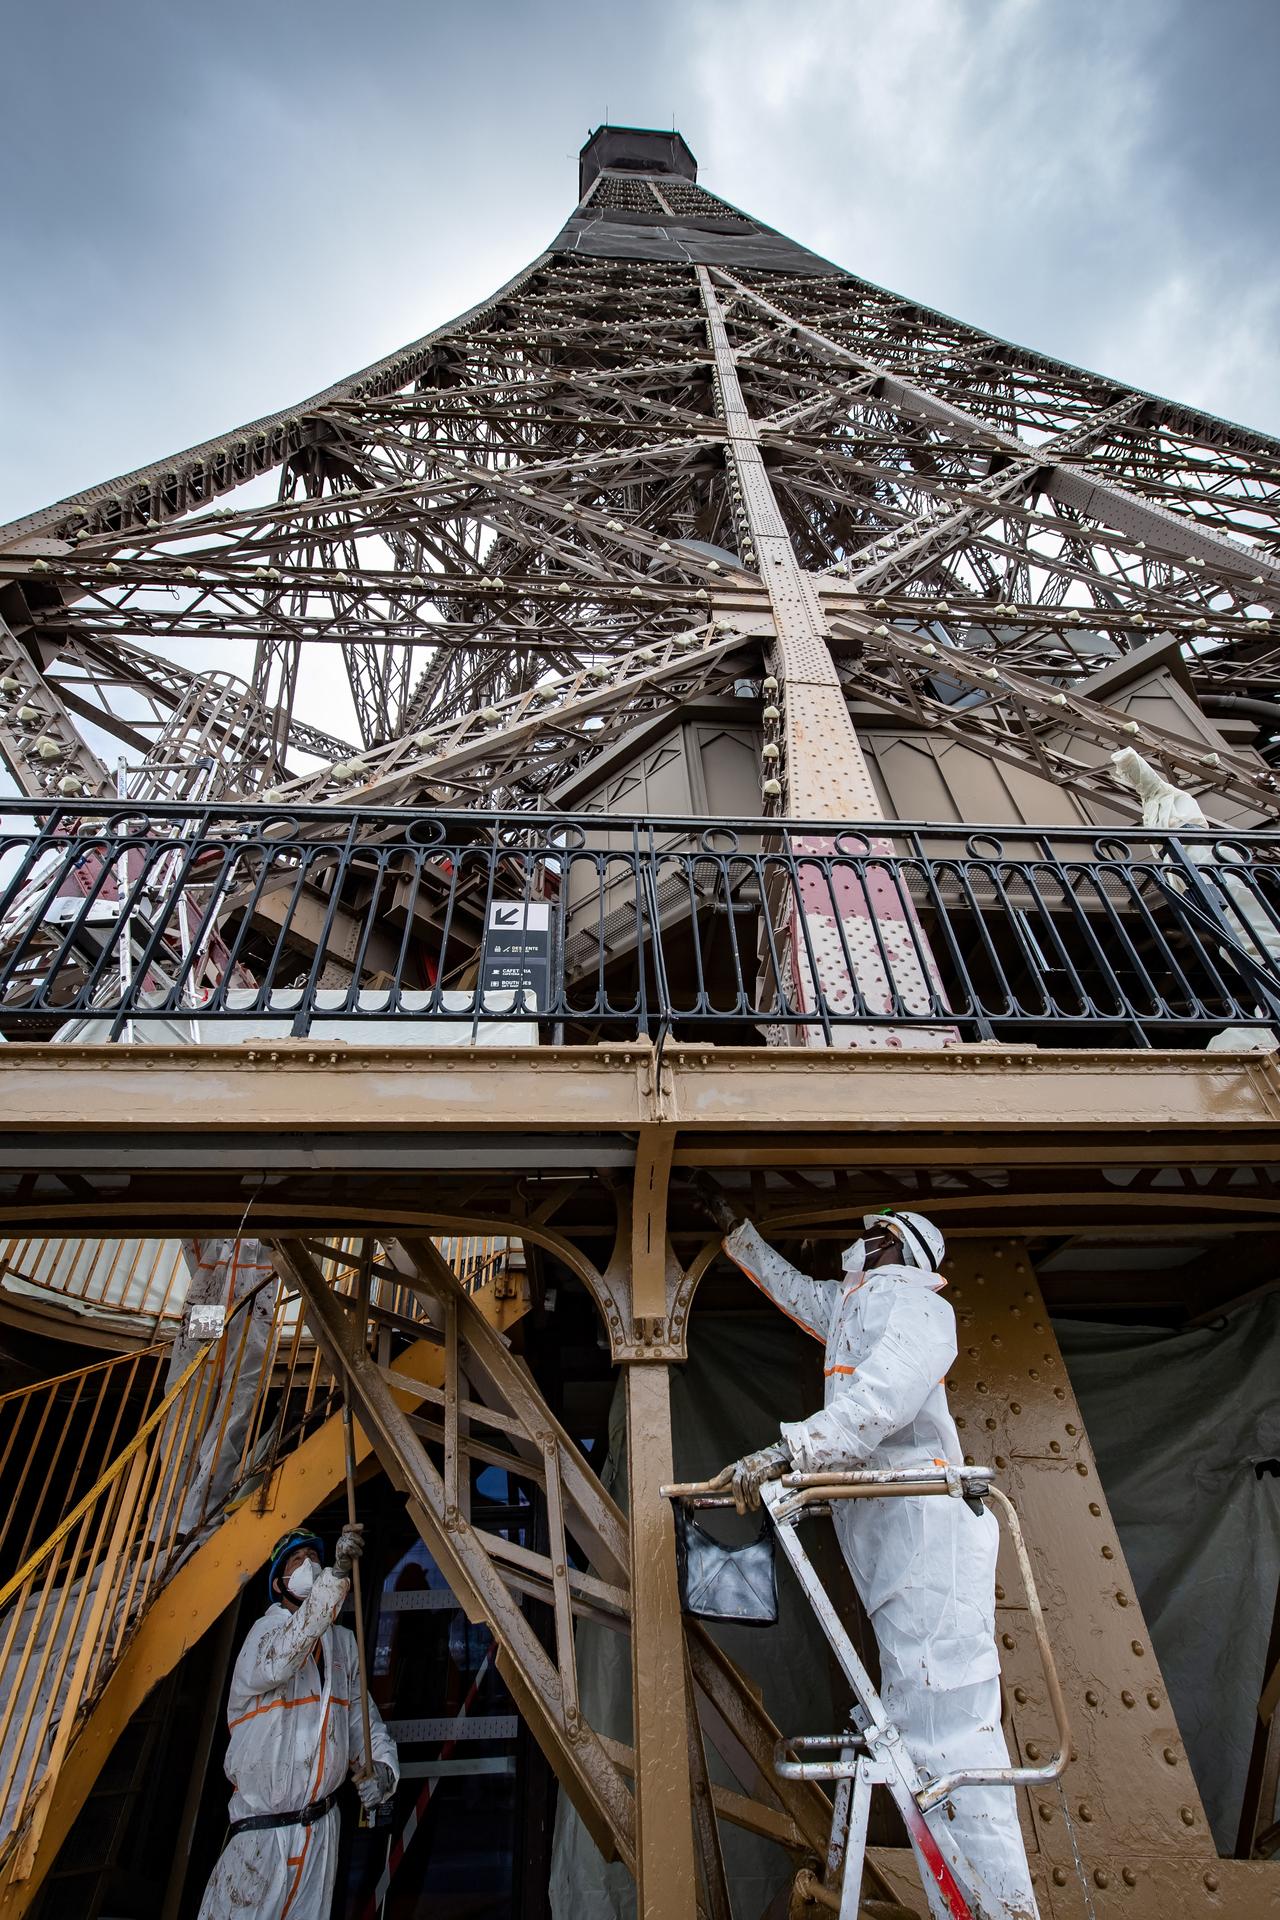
0, 126, 1277, 1920
2, 125, 1277, 828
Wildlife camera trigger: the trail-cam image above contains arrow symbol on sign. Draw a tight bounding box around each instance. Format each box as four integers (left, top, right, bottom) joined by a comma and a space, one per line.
493, 905, 519, 927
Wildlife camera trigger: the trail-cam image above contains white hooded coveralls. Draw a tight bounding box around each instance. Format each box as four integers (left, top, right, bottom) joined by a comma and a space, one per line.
724, 1222, 1038, 1920
1111, 745, 1280, 977
198, 1566, 399, 1920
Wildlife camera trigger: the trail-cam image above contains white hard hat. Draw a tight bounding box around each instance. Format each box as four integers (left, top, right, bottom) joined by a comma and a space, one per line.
862, 1209, 945, 1273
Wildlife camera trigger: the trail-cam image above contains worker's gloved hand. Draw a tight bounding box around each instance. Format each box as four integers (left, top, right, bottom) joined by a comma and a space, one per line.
686, 1173, 742, 1237
334, 1522, 365, 1575
356, 1761, 396, 1810
712, 1439, 791, 1515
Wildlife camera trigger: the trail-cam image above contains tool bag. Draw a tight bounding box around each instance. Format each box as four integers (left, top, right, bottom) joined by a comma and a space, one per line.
674, 1503, 778, 1627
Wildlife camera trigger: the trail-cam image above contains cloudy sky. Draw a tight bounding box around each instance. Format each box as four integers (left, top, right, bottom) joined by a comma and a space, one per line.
2, 0, 1277, 529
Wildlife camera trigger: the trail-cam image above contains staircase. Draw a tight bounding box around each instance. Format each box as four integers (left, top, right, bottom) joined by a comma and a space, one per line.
278, 1234, 837, 1917
0, 1240, 528, 1917
0, 1230, 837, 1919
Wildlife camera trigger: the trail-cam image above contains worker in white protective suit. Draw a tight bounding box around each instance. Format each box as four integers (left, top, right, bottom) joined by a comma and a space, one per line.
166, 1236, 279, 1536
690, 1184, 1039, 1920
1111, 746, 1280, 984
197, 1524, 399, 1920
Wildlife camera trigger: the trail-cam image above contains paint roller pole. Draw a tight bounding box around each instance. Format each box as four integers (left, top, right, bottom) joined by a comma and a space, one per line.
344, 1396, 376, 1784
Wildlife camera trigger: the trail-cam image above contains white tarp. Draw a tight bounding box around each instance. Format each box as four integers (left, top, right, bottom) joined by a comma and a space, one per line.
162, 1236, 279, 1536
0, 1234, 187, 1323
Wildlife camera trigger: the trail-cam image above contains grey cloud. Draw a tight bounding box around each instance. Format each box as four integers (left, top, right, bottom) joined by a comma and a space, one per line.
2, 0, 1276, 531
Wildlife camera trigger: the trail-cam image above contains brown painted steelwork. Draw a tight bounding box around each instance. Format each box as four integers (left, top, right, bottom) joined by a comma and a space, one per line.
0, 1137, 1273, 1913
1, 1038, 1277, 1138
626, 1363, 699, 1916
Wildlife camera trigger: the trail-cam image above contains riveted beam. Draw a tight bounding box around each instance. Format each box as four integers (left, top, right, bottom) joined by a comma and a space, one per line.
716, 270, 1280, 603
942, 1239, 1280, 1919
698, 266, 880, 822
3, 1045, 1280, 1153
626, 1362, 698, 1919
392, 1235, 630, 1585
0, 611, 111, 799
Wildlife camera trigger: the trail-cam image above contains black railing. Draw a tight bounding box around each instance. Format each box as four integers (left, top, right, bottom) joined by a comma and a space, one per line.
1, 801, 1279, 1049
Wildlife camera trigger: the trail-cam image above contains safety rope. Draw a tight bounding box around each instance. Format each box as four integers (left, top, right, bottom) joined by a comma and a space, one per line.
1056, 1776, 1098, 1920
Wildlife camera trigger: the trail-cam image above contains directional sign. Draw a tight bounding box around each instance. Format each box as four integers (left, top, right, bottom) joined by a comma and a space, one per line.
480, 900, 550, 1009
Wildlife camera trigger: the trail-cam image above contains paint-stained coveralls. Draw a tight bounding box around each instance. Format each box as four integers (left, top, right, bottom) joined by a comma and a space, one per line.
168, 1236, 279, 1535
197, 1564, 398, 1919
724, 1217, 1038, 1920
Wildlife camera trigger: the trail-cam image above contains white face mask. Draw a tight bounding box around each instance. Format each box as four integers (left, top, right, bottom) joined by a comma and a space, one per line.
286, 1559, 318, 1600
841, 1240, 867, 1277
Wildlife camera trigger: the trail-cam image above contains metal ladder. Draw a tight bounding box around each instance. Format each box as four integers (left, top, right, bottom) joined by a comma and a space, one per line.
667, 1465, 1071, 1920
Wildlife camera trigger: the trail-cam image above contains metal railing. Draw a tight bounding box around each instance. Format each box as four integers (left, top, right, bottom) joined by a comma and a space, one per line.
0, 1237, 190, 1327
667, 1465, 1069, 1917
0, 1269, 331, 1872
0, 1232, 515, 1331
0, 1349, 167, 1588
2, 800, 1280, 1047
0, 1299, 269, 1875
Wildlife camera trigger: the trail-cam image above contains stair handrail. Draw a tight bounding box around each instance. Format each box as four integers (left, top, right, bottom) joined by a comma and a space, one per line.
0, 1344, 168, 1585
0, 1343, 166, 1412
0, 1303, 257, 1874
0, 1333, 217, 1621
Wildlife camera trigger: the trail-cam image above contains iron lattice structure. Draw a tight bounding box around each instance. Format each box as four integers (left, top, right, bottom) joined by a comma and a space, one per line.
2, 124, 1280, 827
5, 129, 1280, 1920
